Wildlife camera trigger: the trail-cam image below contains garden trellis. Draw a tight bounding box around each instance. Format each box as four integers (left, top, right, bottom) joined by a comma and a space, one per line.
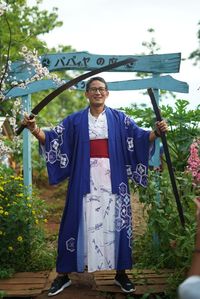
4, 51, 189, 190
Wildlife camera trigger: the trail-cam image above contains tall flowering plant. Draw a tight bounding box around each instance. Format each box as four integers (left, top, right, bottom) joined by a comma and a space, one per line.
187, 138, 200, 194
0, 166, 55, 277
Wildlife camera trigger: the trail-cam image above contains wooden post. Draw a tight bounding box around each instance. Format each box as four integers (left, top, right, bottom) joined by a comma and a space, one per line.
152, 81, 161, 245
22, 94, 32, 194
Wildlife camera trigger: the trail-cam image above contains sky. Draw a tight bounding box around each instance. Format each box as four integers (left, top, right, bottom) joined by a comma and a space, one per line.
27, 0, 200, 110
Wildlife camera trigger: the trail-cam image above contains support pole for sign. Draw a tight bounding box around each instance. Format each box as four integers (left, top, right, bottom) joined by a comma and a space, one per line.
22, 94, 32, 194
152, 81, 161, 245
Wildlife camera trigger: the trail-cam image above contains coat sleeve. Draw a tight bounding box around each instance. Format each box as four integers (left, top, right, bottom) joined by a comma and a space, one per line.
40, 117, 74, 185
123, 114, 155, 187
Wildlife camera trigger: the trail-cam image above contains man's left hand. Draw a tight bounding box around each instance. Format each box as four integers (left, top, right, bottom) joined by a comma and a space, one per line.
155, 120, 168, 135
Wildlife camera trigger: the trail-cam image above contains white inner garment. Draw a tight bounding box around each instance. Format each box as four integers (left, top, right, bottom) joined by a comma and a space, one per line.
83, 110, 117, 272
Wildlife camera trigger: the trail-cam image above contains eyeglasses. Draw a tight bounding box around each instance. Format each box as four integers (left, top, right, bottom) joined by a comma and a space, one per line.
88, 87, 107, 94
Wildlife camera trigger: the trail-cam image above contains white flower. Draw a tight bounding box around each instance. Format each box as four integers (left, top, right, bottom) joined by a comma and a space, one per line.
18, 82, 26, 88
10, 118, 16, 126
14, 99, 20, 106
11, 81, 18, 86
0, 2, 8, 16
21, 46, 28, 53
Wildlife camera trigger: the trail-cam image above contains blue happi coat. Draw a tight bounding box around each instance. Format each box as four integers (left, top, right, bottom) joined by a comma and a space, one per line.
43, 106, 153, 273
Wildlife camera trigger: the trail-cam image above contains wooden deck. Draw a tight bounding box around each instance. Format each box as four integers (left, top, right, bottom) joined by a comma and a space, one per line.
0, 271, 51, 297
0, 268, 174, 298
93, 269, 174, 295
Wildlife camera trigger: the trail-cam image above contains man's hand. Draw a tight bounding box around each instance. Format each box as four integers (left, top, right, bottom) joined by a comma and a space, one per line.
155, 120, 168, 136
21, 112, 45, 144
149, 120, 168, 142
22, 112, 37, 132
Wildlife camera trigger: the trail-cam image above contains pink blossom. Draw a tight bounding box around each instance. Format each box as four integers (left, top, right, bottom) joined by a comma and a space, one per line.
187, 138, 200, 184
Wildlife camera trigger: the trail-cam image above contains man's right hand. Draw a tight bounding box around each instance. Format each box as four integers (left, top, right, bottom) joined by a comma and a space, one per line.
22, 112, 37, 132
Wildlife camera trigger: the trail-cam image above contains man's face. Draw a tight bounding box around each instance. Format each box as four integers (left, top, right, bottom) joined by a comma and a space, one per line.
85, 80, 109, 108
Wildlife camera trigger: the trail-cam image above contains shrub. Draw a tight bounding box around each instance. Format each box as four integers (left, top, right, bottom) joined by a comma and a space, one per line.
133, 169, 197, 298
0, 165, 55, 278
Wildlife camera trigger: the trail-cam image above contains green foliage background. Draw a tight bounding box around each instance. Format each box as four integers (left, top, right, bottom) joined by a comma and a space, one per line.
123, 99, 200, 171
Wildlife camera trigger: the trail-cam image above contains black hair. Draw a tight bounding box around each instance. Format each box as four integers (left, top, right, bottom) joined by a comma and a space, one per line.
85, 77, 108, 91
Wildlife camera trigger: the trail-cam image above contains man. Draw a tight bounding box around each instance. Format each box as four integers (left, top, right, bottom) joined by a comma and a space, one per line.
178, 197, 200, 299
23, 77, 168, 295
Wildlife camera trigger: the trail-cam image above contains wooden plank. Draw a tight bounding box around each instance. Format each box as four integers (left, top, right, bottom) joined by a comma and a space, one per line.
0, 278, 46, 284
94, 270, 173, 278
132, 269, 174, 273
94, 269, 173, 275
4, 75, 188, 98
134, 275, 171, 280
9, 52, 181, 83
94, 271, 173, 280
0, 270, 50, 297
95, 277, 168, 285
14, 271, 49, 278
0, 284, 44, 290
41, 52, 181, 73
